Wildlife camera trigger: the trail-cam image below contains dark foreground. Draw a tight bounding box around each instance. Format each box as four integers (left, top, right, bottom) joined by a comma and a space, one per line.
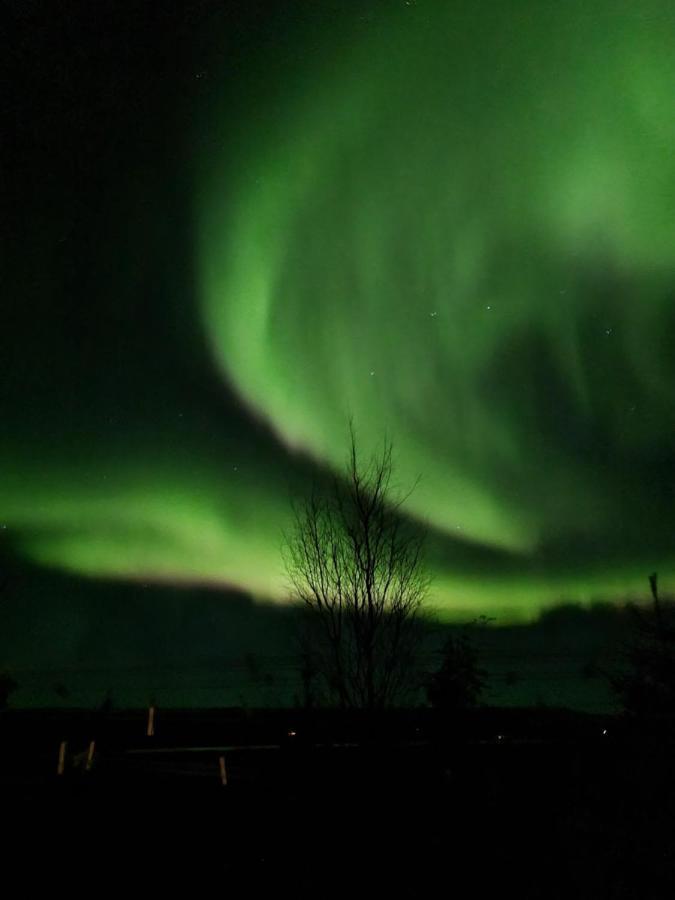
2, 707, 674, 898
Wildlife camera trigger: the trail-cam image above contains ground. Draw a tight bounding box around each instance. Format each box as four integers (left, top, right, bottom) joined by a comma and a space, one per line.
2, 708, 674, 897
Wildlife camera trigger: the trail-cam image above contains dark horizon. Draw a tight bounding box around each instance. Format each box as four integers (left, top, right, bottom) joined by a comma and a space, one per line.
0, 550, 654, 712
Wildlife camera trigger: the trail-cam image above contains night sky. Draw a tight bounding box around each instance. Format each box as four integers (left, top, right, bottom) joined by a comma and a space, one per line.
3, 1, 675, 706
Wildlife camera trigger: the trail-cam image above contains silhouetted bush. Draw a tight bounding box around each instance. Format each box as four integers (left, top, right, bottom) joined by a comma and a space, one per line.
0, 671, 18, 709
426, 626, 486, 710
611, 573, 675, 722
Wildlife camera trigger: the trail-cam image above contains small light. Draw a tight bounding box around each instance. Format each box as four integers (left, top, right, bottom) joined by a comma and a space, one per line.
602, 729, 607, 736
288, 730, 297, 737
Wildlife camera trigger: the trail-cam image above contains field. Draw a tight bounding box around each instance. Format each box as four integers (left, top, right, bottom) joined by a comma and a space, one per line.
2, 707, 674, 897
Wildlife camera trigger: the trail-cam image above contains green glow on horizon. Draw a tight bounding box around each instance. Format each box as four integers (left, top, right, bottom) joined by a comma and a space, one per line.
1, 448, 290, 597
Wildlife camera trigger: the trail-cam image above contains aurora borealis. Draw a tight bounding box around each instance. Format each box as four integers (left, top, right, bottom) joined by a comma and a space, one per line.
5, 0, 675, 631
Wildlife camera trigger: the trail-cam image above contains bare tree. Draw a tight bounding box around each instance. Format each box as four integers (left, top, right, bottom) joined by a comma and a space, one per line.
285, 431, 429, 710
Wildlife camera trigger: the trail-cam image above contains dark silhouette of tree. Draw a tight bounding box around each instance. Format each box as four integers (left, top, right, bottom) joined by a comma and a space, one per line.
0, 575, 17, 710
54, 682, 70, 701
99, 689, 115, 716
0, 671, 17, 710
611, 573, 675, 718
285, 431, 429, 711
295, 633, 320, 710
426, 624, 487, 710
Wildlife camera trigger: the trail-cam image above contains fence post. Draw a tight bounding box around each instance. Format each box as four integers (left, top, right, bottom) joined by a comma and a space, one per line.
57, 741, 67, 776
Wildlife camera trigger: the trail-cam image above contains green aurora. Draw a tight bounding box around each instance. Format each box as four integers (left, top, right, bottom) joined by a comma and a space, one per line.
5, 1, 675, 620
